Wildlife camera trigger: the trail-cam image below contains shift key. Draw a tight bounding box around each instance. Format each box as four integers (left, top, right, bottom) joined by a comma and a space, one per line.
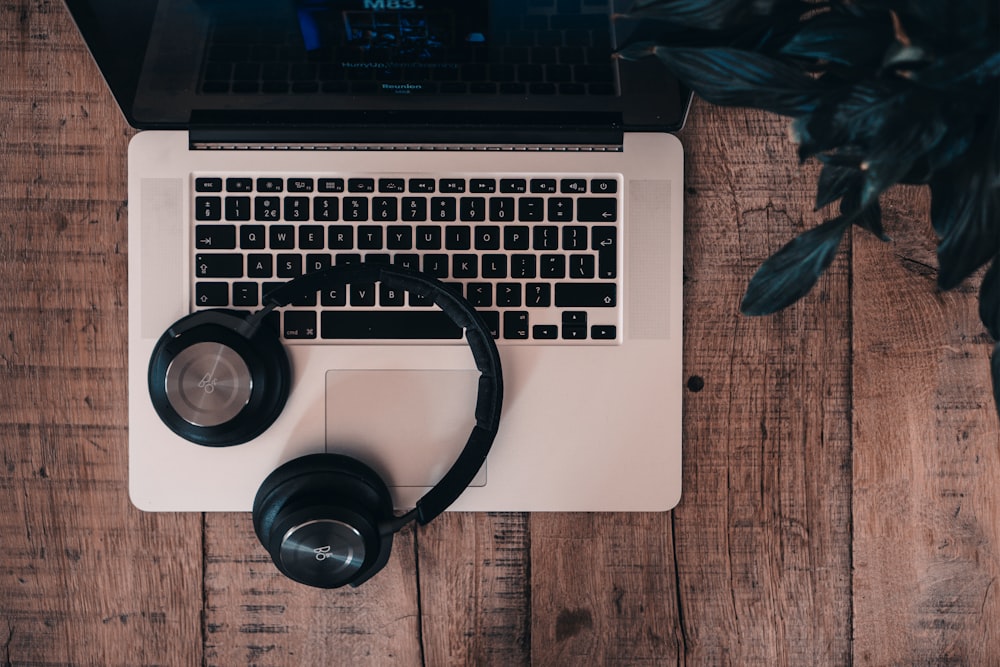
555, 283, 616, 307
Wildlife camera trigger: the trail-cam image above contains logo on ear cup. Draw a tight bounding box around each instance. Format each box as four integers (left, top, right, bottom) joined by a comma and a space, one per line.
164, 341, 253, 426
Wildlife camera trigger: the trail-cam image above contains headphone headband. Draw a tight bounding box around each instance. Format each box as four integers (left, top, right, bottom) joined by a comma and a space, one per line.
165, 263, 503, 525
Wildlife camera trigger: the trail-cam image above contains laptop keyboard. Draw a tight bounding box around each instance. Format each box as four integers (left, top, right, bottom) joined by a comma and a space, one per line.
192, 174, 621, 344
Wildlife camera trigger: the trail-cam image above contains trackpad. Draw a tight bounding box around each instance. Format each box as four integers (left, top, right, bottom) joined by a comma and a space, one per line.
325, 369, 486, 488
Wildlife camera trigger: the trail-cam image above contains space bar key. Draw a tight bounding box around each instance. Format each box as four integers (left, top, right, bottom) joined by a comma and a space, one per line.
321, 311, 464, 340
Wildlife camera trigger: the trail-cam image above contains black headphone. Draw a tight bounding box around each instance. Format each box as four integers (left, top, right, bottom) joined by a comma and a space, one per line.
147, 263, 503, 588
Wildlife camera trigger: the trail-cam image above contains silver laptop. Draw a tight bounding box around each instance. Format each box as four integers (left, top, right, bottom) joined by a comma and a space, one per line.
67, 0, 688, 512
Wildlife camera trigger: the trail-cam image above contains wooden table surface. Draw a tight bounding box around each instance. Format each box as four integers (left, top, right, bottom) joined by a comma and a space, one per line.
3, 3, 999, 665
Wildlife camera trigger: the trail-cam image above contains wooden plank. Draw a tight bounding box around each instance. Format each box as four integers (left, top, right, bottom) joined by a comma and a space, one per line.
528, 513, 683, 665
203, 514, 423, 666
0, 2, 204, 665
670, 102, 854, 664
851, 186, 1000, 664
417, 512, 531, 666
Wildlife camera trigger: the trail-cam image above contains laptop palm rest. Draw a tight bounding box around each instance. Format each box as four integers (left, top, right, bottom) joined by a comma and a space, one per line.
325, 369, 485, 488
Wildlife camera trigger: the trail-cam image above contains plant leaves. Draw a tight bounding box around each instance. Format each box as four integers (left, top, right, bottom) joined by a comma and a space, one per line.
979, 258, 1000, 340
625, 0, 783, 30
641, 46, 824, 116
780, 12, 890, 68
740, 216, 851, 315
815, 161, 860, 210
932, 167, 1000, 289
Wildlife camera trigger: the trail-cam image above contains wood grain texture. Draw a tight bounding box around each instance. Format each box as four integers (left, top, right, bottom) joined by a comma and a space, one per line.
852, 186, 1000, 665
675, 102, 853, 665
1, 2, 202, 665
5, 2, 999, 665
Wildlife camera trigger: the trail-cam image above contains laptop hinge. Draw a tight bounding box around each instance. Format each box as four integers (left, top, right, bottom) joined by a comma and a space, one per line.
187, 111, 625, 151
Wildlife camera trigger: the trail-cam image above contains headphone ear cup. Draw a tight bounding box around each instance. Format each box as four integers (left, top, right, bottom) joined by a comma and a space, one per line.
148, 310, 290, 447
252, 454, 396, 588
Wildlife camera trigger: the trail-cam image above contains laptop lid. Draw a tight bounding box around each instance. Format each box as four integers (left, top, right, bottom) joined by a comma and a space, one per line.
64, 0, 689, 140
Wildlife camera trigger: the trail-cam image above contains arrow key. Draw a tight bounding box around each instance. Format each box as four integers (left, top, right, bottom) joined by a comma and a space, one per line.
195, 225, 236, 249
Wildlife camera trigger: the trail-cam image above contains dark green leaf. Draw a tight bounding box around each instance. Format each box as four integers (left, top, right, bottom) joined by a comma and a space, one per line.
644, 46, 823, 115
979, 258, 1000, 340
740, 216, 851, 315
815, 162, 860, 210
932, 168, 1000, 289
780, 13, 891, 68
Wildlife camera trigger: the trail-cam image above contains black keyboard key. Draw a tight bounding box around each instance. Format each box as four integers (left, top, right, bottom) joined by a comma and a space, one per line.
482, 254, 507, 278
257, 178, 283, 193
504, 226, 530, 250
372, 197, 398, 221
593, 226, 617, 278
577, 197, 617, 222
460, 197, 486, 222
299, 225, 325, 249
284, 197, 310, 221
591, 324, 617, 340
525, 283, 551, 307
548, 197, 573, 222
431, 197, 457, 221
533, 324, 558, 339
440, 178, 465, 193
504, 311, 529, 340
255, 196, 281, 221
518, 197, 544, 222
467, 283, 493, 307
379, 178, 405, 193
232, 282, 259, 307
402, 197, 428, 221
195, 254, 242, 278
226, 178, 253, 192
321, 311, 462, 339
489, 197, 515, 221
533, 226, 559, 250
343, 197, 369, 221
319, 178, 345, 193
195, 178, 222, 192
357, 226, 383, 249
269, 226, 295, 249
555, 283, 616, 307
409, 178, 436, 193
500, 179, 527, 193
195, 225, 236, 249
247, 254, 272, 278
452, 254, 478, 279
416, 226, 442, 250
530, 179, 557, 193
276, 254, 302, 278
570, 254, 595, 278
314, 196, 339, 221
560, 178, 587, 193
287, 178, 314, 193
387, 226, 413, 249
348, 178, 375, 193
496, 283, 522, 307
329, 225, 354, 249
283, 311, 317, 339
422, 254, 449, 278
240, 225, 266, 249
195, 282, 229, 306
591, 178, 617, 194
475, 226, 501, 250
511, 254, 537, 278
351, 282, 377, 306
540, 254, 566, 278
195, 197, 222, 221
224, 196, 251, 221
470, 179, 496, 193
445, 226, 471, 250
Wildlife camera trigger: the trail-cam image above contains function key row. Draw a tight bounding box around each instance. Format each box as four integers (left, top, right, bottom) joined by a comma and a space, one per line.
195, 177, 618, 195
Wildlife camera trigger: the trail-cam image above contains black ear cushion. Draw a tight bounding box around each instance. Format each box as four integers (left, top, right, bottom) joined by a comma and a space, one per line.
252, 454, 396, 588
147, 310, 290, 447
252, 453, 393, 546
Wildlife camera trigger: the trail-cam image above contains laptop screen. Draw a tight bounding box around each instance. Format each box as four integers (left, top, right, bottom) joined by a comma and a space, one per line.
65, 0, 688, 132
